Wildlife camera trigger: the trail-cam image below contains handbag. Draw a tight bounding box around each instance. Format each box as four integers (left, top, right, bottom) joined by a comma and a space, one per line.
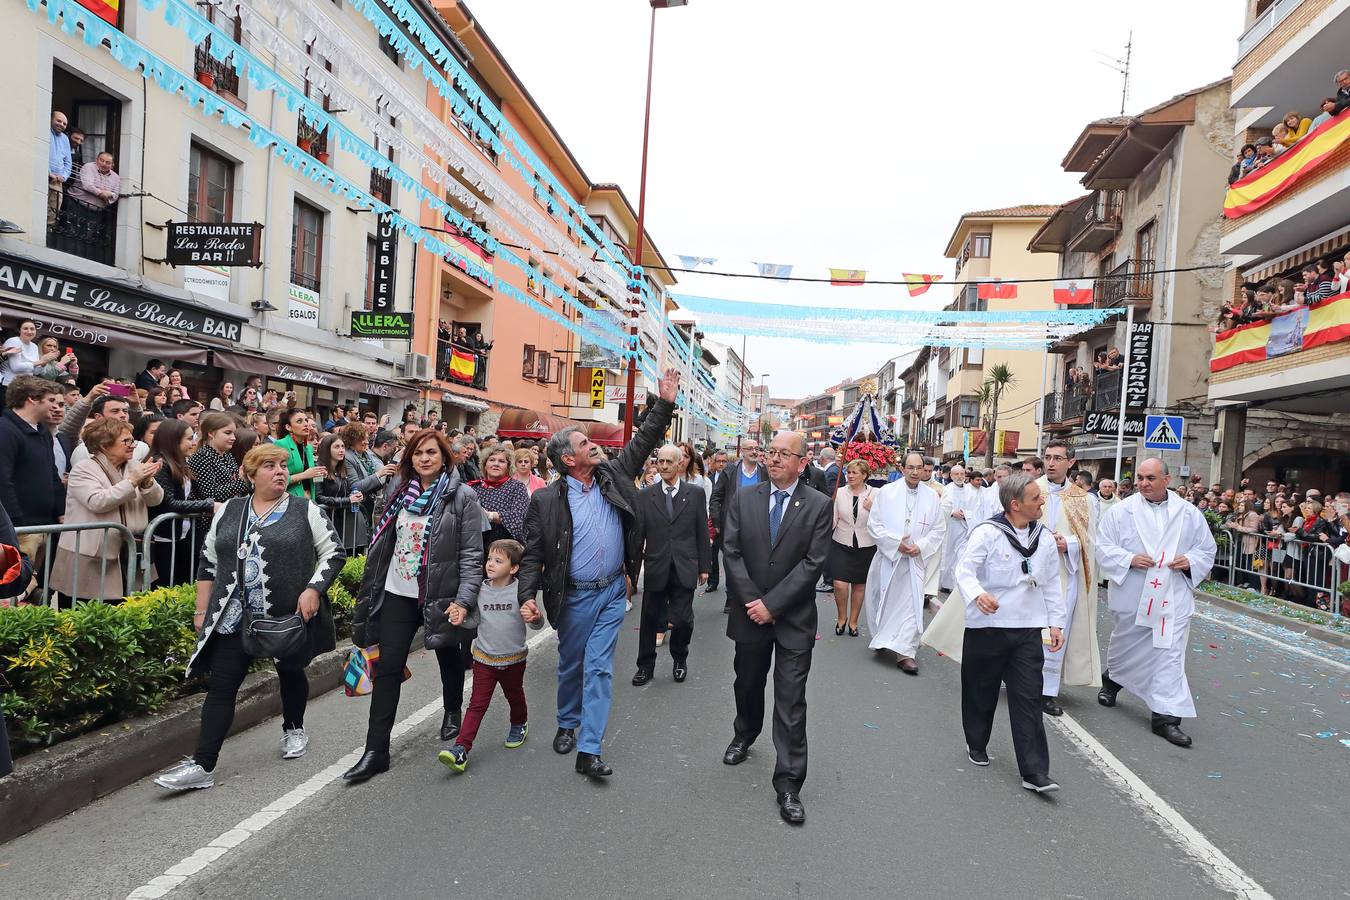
235, 506, 309, 659
343, 645, 412, 696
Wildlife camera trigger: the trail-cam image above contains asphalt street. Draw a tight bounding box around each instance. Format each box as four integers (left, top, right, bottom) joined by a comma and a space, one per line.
4, 584, 1348, 899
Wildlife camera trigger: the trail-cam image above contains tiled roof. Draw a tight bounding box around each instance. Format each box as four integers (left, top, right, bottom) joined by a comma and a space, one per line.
960, 204, 1062, 218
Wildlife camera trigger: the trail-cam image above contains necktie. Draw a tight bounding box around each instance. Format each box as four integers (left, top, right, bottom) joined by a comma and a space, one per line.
770, 490, 788, 545
665, 485, 675, 518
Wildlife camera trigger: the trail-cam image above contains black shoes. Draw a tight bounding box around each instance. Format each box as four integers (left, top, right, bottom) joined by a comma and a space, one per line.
834, 622, 846, 636
722, 602, 731, 614
440, 708, 462, 742
632, 669, 653, 686
553, 727, 577, 755
722, 737, 750, 766
777, 791, 806, 824
1041, 696, 1064, 717
342, 750, 389, 783
673, 662, 688, 682
1021, 774, 1060, 794
847, 626, 859, 637
1153, 722, 1193, 748
898, 656, 919, 675
1098, 671, 1121, 707
575, 752, 613, 778
967, 748, 990, 767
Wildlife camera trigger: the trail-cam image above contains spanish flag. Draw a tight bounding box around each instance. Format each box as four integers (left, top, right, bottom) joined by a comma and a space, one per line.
829, 268, 866, 286
447, 348, 476, 383
1224, 109, 1350, 218
78, 0, 119, 25
903, 273, 941, 297
1210, 292, 1350, 371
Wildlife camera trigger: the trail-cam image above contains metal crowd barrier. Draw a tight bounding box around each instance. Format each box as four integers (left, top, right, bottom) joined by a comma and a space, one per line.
11, 522, 138, 607
1220, 529, 1344, 616
141, 512, 207, 593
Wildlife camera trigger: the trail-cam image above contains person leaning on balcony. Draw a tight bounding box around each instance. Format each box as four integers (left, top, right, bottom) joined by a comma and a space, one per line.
1229, 144, 1257, 184
1278, 111, 1311, 147
65, 151, 121, 210
51, 417, 163, 603
47, 110, 71, 226
1311, 97, 1338, 130
1332, 69, 1350, 115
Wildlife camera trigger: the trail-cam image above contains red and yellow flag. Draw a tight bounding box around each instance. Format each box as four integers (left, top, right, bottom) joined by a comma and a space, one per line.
447, 348, 476, 383
77, 0, 119, 25
1211, 292, 1350, 371
903, 273, 942, 297
1224, 109, 1350, 218
829, 268, 866, 286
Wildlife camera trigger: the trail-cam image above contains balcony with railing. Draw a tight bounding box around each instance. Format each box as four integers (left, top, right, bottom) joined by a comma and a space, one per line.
369, 168, 392, 204
46, 198, 116, 266
1094, 258, 1154, 309
1093, 367, 1123, 410
1233, 0, 1349, 111
194, 40, 241, 99
1066, 190, 1122, 253
1042, 384, 1090, 429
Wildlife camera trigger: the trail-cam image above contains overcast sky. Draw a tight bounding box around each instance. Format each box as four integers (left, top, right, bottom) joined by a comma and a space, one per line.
469, 0, 1244, 399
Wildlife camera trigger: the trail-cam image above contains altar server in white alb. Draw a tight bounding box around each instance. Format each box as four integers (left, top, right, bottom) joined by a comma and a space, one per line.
1095, 458, 1216, 748
919, 457, 945, 600
954, 471, 1065, 794
938, 464, 983, 594
863, 452, 945, 674
979, 465, 1011, 522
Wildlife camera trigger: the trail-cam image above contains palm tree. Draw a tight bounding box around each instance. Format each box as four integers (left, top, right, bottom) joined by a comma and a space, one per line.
980, 363, 1016, 468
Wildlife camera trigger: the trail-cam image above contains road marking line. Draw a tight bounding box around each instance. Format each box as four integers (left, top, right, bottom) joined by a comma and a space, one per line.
1048, 713, 1273, 900
127, 628, 556, 899
1195, 608, 1350, 673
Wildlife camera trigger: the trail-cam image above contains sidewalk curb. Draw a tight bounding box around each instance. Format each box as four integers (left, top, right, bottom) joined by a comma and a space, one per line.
1198, 590, 1350, 651
0, 647, 348, 845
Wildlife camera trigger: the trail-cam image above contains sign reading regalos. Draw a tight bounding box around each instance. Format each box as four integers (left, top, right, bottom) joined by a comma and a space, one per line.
287, 283, 320, 326
350, 311, 413, 339
165, 223, 263, 267
0, 253, 246, 341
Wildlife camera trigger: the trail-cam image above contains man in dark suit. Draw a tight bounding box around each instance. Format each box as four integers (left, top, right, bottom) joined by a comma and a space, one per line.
633, 444, 711, 685
710, 439, 768, 612
721, 430, 832, 825
703, 448, 728, 590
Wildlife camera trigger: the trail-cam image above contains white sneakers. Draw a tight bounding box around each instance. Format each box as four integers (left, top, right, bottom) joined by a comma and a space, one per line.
281, 728, 308, 760
153, 758, 214, 791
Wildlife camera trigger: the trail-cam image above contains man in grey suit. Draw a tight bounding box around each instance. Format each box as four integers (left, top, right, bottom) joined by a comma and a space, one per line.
633, 444, 711, 685
721, 430, 833, 825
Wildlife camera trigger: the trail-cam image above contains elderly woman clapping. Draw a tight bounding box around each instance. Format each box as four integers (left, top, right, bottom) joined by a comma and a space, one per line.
52, 417, 163, 603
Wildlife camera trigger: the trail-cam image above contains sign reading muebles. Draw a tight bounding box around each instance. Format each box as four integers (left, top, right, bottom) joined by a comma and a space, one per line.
165, 223, 263, 267
0, 254, 245, 341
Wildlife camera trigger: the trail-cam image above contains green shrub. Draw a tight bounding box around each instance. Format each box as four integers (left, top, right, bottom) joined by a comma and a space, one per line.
1, 557, 366, 755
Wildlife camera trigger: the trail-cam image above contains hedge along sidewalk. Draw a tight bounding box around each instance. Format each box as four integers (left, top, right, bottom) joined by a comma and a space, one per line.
0, 646, 348, 845
1198, 580, 1350, 651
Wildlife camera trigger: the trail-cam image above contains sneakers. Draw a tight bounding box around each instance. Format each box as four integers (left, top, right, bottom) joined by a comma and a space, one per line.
967, 748, 990, 767
154, 758, 215, 791
438, 744, 468, 773
505, 723, 528, 749
1021, 774, 1060, 794
281, 728, 308, 760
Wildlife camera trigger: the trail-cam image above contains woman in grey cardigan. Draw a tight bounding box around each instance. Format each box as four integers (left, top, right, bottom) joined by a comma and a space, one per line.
153, 444, 343, 792
343, 429, 483, 783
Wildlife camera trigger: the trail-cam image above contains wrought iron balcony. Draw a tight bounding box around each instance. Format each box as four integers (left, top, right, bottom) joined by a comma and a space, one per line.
1094, 258, 1154, 308
1067, 190, 1123, 253
369, 168, 392, 204
194, 40, 240, 98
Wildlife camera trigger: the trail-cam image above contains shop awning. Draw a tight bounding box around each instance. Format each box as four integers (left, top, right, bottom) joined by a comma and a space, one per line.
497, 409, 580, 439
581, 421, 626, 447
0, 302, 213, 364
213, 349, 419, 401
435, 390, 489, 413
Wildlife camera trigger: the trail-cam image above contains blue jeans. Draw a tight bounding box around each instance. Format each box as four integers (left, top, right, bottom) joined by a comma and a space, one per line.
556, 577, 628, 755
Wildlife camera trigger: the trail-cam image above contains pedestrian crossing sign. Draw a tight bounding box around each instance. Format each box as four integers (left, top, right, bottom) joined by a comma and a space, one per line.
1143, 414, 1184, 450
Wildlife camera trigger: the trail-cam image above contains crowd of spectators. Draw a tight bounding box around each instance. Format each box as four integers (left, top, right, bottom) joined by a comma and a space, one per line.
1221, 253, 1350, 330
437, 321, 493, 390
1227, 70, 1350, 186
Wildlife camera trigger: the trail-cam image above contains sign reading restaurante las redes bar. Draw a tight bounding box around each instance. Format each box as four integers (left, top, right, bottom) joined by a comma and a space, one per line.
0, 252, 246, 341
165, 222, 264, 267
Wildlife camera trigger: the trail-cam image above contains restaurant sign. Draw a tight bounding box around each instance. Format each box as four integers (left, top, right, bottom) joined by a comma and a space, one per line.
165, 222, 263, 267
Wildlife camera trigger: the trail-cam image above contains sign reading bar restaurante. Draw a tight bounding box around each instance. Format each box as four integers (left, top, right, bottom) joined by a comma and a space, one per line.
165, 223, 264, 267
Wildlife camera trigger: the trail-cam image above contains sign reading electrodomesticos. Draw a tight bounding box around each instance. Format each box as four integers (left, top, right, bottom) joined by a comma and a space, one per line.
165, 223, 264, 267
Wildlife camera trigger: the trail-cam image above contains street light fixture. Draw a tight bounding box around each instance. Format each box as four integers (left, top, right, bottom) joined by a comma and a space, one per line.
624, 0, 686, 441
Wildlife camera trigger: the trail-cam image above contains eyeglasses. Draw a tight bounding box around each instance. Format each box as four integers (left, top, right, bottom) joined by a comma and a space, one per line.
1043, 454, 1070, 462
763, 448, 803, 461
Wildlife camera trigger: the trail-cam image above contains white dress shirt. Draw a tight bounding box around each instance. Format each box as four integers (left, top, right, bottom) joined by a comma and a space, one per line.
956, 520, 1067, 630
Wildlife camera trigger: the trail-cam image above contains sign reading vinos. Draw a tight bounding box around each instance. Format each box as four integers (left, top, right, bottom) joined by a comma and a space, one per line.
350, 310, 413, 339
165, 222, 263, 267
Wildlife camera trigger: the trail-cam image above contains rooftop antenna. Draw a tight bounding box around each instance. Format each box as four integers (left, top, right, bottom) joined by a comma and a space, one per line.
1093, 31, 1133, 115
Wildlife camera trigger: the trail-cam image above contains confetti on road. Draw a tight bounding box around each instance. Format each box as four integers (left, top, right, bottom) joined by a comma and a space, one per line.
863, 723, 878, 729
1206, 772, 1223, 779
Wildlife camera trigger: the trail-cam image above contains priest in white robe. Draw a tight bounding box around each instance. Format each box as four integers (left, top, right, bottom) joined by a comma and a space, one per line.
955, 472, 1066, 793
864, 451, 945, 674
1096, 458, 1216, 748
939, 464, 983, 593
979, 465, 1011, 522
920, 458, 945, 599
1035, 440, 1101, 718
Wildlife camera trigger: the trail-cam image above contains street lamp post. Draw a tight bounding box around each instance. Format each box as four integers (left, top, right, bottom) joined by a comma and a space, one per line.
623, 0, 687, 442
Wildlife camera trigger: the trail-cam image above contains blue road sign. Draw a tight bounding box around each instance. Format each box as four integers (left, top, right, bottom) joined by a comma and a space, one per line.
1143, 414, 1184, 451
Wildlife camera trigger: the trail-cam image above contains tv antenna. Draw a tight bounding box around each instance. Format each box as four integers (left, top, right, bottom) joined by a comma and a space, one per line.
1094, 31, 1133, 115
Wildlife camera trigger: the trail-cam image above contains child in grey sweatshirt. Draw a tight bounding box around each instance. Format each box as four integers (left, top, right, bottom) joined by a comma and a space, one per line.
439, 539, 542, 771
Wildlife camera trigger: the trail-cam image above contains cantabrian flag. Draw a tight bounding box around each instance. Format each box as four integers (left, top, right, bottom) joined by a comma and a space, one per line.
448, 348, 476, 383
1224, 109, 1350, 218
1052, 279, 1093, 305
976, 280, 1018, 300
903, 273, 942, 297
829, 268, 867, 286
